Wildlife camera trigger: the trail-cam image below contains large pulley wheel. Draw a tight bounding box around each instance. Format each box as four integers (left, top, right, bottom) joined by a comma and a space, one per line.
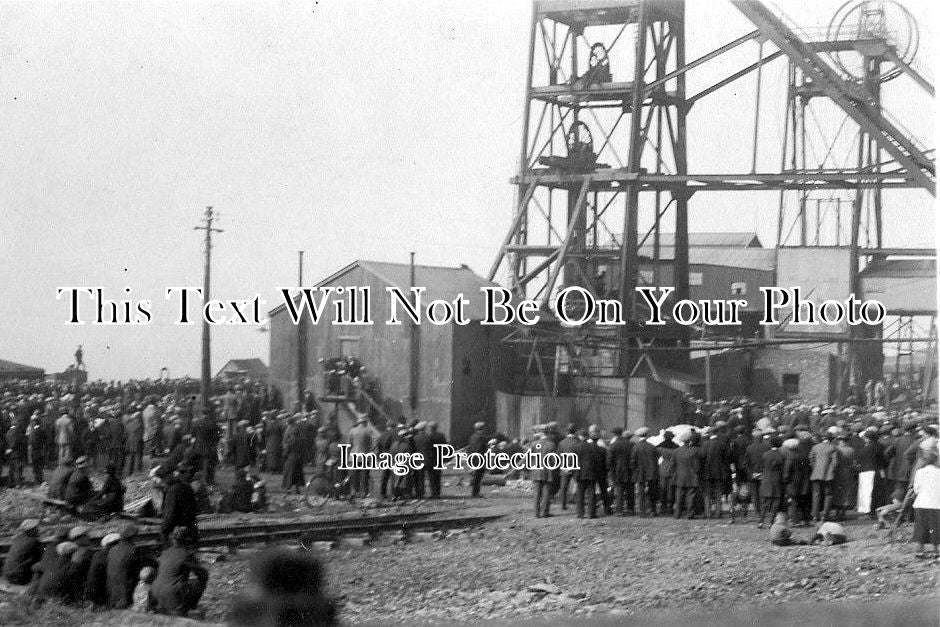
827, 0, 919, 83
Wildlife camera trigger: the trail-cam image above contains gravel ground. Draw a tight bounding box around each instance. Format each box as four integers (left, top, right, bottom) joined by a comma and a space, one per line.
4, 475, 938, 625
199, 482, 937, 625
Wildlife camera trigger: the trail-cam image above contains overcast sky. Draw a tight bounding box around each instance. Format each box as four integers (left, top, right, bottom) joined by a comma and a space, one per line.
0, 0, 935, 380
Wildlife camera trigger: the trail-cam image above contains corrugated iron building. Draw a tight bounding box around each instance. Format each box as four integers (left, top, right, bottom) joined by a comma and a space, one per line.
268, 260, 509, 446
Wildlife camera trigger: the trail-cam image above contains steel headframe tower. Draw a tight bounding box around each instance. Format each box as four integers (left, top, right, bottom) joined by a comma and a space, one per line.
754, 0, 936, 394
489, 0, 691, 426
489, 0, 935, 426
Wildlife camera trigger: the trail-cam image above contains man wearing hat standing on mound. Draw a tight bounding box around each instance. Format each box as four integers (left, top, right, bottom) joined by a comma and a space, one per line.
467, 421, 488, 498
2, 519, 43, 585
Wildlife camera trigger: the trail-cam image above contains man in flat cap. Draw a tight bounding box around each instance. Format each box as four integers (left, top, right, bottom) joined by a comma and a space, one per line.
84, 532, 120, 607
348, 415, 374, 498
2, 519, 42, 585
673, 431, 703, 519
809, 429, 839, 522
161, 464, 198, 547
631, 427, 659, 517
108, 522, 146, 609
65, 456, 94, 509
530, 427, 557, 518
467, 421, 488, 498
424, 422, 447, 499
607, 427, 634, 516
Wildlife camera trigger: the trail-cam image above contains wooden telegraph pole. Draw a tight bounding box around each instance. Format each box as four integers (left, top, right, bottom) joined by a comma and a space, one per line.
297, 250, 307, 404
194, 206, 223, 416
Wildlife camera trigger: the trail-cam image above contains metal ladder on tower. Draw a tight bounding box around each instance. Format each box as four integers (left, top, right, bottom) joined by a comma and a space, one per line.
730, 0, 935, 194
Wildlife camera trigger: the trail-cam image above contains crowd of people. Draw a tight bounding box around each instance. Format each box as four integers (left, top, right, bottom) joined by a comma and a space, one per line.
516, 397, 940, 556
0, 370, 455, 617
2, 518, 208, 617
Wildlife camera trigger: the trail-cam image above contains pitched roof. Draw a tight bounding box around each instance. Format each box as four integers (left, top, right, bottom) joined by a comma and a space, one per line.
639, 246, 776, 271
859, 258, 936, 278
647, 232, 762, 248
217, 358, 269, 378
270, 260, 500, 320
0, 359, 44, 374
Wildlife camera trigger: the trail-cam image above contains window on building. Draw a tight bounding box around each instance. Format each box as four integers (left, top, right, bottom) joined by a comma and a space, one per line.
731, 281, 747, 296
782, 373, 800, 395
689, 272, 703, 286
639, 270, 654, 285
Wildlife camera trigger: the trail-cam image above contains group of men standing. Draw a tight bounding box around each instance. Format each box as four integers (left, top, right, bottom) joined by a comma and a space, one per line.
523, 417, 939, 526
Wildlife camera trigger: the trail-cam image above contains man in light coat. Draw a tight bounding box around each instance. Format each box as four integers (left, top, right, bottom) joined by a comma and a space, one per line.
809, 430, 839, 522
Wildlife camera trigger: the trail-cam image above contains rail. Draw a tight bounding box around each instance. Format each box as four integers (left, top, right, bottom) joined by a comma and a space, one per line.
0, 511, 502, 558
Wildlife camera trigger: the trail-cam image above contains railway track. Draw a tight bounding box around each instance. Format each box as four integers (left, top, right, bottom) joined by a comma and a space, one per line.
0, 510, 501, 557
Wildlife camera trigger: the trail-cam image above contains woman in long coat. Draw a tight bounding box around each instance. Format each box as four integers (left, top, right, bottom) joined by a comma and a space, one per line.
281, 418, 305, 493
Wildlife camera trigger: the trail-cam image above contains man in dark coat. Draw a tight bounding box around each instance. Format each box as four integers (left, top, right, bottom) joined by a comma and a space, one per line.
702, 425, 732, 519
588, 425, 611, 516
68, 526, 94, 604
631, 427, 659, 516
84, 532, 120, 607
2, 519, 43, 585
123, 411, 144, 476
83, 464, 125, 518
466, 422, 488, 498
657, 431, 679, 515
27, 417, 48, 485
674, 431, 703, 519
573, 430, 597, 519
231, 421, 252, 469
35, 541, 80, 604
556, 425, 580, 510
5, 422, 27, 488
29, 527, 69, 594
107, 523, 146, 609
281, 418, 306, 494
65, 456, 94, 508
191, 416, 218, 485
161, 465, 198, 546
424, 422, 447, 499
264, 415, 284, 473
607, 427, 634, 516
744, 430, 771, 520
347, 416, 374, 498
759, 437, 786, 528
151, 527, 208, 616
106, 413, 126, 476
376, 424, 398, 499
783, 436, 812, 525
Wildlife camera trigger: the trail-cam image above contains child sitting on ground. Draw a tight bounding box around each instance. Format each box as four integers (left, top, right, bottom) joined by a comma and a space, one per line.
770, 512, 807, 546
812, 521, 847, 545
133, 566, 156, 613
